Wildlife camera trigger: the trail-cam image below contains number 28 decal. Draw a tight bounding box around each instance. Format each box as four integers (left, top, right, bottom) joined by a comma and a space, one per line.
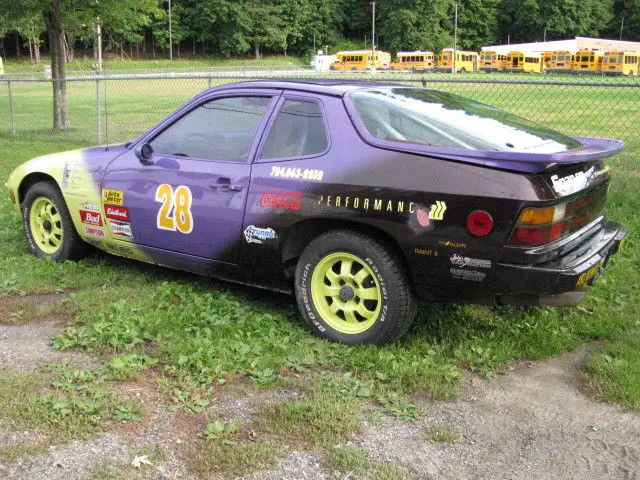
155, 184, 193, 234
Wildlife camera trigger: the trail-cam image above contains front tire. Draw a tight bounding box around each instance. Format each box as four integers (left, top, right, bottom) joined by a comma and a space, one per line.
294, 230, 416, 345
22, 181, 85, 261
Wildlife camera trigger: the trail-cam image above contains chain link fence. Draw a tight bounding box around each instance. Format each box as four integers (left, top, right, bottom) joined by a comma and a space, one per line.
1, 72, 639, 153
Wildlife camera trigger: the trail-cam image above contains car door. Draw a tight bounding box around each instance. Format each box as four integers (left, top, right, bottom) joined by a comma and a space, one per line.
101, 90, 280, 264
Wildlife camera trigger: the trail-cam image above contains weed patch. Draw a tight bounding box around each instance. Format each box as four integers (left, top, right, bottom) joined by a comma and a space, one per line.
585, 330, 640, 410
423, 423, 460, 443
326, 445, 410, 479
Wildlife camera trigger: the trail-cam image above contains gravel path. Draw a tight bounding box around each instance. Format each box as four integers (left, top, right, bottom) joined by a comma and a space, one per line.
1, 307, 639, 479
359, 348, 640, 479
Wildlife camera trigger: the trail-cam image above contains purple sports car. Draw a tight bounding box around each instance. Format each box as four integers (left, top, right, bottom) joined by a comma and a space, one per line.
5, 80, 627, 344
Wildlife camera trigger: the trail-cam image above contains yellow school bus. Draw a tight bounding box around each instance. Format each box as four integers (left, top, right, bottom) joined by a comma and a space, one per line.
542, 51, 553, 69
602, 51, 639, 76
437, 49, 478, 73
0, 57, 4, 76
573, 49, 604, 74
389, 51, 435, 72
478, 50, 507, 72
506, 51, 544, 73
547, 50, 574, 74
329, 50, 391, 71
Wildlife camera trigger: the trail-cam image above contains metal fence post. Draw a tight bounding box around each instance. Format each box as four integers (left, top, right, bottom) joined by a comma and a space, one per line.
208, 74, 212, 89
95, 77, 102, 144
7, 80, 16, 136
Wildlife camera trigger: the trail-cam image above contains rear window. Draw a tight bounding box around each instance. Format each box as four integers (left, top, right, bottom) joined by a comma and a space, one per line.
349, 88, 581, 153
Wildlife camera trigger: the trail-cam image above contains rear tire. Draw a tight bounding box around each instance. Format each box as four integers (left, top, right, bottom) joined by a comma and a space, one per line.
22, 181, 85, 261
294, 230, 417, 345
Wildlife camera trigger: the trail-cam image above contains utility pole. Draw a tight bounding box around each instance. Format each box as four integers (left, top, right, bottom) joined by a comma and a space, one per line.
452, 2, 458, 74
364, 34, 367, 51
96, 23, 102, 71
543, 27, 547, 43
370, 1, 376, 71
620, 15, 624, 40
168, 0, 173, 61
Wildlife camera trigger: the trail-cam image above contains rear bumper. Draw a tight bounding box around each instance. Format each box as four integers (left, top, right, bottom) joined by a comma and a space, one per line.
495, 220, 626, 306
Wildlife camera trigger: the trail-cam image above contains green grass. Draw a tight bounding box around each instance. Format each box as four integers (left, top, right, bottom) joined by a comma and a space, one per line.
585, 330, 640, 410
423, 423, 460, 443
188, 441, 283, 478
3, 55, 306, 74
0, 73, 639, 476
326, 445, 411, 479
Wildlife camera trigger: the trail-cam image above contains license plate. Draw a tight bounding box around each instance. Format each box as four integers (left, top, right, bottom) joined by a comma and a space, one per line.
576, 261, 603, 286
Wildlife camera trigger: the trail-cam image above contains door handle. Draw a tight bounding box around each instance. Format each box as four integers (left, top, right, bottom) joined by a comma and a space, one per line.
211, 178, 243, 192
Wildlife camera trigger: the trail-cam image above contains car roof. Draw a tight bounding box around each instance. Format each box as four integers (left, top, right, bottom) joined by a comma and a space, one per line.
209, 79, 409, 97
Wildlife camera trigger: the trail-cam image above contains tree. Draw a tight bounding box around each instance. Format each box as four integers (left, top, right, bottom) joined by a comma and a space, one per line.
0, 0, 157, 130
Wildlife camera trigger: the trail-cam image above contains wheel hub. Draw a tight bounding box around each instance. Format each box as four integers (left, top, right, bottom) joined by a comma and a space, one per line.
43, 220, 52, 231
339, 285, 355, 302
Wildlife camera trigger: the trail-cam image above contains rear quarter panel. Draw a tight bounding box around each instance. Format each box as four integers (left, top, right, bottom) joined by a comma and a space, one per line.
241, 93, 544, 300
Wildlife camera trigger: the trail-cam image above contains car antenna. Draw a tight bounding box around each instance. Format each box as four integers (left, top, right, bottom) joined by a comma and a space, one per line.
104, 79, 109, 150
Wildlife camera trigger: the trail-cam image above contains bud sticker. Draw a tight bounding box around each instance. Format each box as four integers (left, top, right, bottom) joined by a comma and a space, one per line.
102, 189, 124, 206
79, 210, 103, 226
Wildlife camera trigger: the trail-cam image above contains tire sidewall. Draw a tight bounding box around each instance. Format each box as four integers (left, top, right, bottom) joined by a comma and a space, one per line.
295, 234, 400, 345
22, 182, 76, 261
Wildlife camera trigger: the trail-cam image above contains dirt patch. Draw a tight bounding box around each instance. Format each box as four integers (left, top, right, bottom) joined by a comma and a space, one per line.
358, 348, 640, 480
0, 318, 98, 370
0, 293, 67, 325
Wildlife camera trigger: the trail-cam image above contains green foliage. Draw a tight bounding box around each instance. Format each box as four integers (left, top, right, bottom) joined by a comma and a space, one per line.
201, 420, 241, 440
189, 441, 283, 478
586, 330, 640, 410
326, 445, 411, 479
423, 423, 460, 443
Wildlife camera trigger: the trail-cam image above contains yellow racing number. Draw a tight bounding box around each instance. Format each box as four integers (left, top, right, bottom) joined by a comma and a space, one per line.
155, 184, 193, 234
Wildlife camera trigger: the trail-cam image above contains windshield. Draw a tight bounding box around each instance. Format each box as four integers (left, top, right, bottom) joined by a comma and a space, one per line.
349, 88, 581, 153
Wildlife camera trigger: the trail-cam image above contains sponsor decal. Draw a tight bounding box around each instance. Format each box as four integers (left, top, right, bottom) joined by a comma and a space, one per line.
439, 240, 467, 249
270, 166, 324, 182
110, 220, 133, 238
317, 195, 447, 221
80, 201, 100, 212
84, 226, 105, 238
104, 243, 134, 255
105, 205, 130, 221
550, 166, 594, 196
450, 268, 486, 282
318, 195, 415, 214
79, 210, 103, 226
258, 190, 303, 210
450, 254, 491, 269
102, 189, 124, 205
244, 225, 277, 244
414, 248, 439, 256
415, 201, 447, 225
61, 163, 71, 189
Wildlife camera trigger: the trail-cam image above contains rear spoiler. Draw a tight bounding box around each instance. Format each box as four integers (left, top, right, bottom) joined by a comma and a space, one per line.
379, 137, 624, 173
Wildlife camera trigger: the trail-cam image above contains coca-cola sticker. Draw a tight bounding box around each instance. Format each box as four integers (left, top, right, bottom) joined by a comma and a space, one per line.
79, 210, 103, 226
258, 190, 303, 211
105, 205, 130, 221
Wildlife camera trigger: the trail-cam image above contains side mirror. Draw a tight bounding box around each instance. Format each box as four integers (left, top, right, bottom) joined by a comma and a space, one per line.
135, 143, 154, 165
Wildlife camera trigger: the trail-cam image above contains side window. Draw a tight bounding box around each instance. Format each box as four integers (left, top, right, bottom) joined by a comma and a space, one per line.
260, 99, 329, 159
149, 96, 271, 162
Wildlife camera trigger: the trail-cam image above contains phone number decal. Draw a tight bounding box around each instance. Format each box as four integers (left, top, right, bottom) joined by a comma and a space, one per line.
270, 166, 324, 182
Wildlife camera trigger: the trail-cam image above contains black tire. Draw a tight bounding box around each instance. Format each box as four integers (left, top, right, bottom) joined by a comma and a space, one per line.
294, 230, 417, 345
22, 180, 85, 261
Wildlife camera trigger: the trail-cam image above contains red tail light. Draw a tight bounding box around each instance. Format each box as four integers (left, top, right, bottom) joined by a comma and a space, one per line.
467, 210, 494, 236
508, 185, 607, 247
